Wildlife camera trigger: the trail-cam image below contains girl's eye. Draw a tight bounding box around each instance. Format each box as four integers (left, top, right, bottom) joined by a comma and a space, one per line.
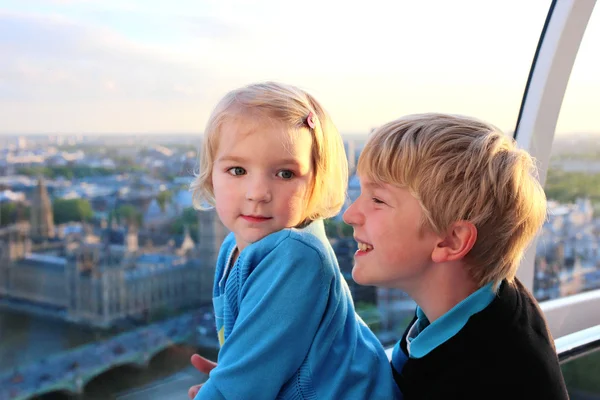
227, 167, 246, 176
372, 197, 385, 205
277, 170, 294, 179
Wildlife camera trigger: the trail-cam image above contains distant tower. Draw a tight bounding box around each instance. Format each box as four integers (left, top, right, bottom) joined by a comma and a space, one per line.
126, 222, 139, 253
30, 177, 55, 239
178, 224, 195, 256
197, 208, 227, 268
3, 224, 31, 261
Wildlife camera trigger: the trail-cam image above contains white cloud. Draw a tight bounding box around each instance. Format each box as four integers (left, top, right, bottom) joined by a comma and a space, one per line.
0, 1, 597, 135
0, 10, 220, 102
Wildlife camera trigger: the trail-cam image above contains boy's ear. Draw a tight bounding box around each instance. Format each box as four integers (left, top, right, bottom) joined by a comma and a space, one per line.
431, 221, 477, 263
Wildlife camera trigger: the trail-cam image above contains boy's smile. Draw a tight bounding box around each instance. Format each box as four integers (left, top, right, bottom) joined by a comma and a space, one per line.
354, 237, 373, 254
343, 177, 439, 289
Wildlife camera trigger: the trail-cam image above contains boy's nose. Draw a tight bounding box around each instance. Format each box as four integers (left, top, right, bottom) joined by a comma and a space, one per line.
343, 201, 360, 225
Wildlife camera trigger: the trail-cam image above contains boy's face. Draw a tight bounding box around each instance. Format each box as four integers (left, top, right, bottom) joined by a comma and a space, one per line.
212, 114, 314, 252
343, 176, 439, 289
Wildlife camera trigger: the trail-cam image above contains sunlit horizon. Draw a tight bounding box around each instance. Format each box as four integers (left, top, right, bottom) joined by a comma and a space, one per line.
0, 0, 597, 136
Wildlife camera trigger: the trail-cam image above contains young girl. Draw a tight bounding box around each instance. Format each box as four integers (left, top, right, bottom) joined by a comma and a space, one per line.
189, 82, 399, 399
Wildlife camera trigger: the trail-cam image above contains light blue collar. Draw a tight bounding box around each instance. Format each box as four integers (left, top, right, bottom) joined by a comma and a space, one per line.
407, 282, 496, 358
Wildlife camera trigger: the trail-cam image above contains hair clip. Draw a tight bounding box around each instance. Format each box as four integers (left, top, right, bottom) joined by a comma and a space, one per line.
306, 112, 316, 129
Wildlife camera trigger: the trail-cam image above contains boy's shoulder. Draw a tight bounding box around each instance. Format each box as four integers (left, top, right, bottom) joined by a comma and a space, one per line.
396, 280, 568, 398
478, 279, 554, 345
448, 279, 567, 397
452, 279, 556, 362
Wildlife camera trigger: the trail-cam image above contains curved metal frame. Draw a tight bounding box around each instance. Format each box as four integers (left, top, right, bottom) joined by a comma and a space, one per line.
556, 324, 600, 364
384, 325, 600, 364
513, 0, 598, 339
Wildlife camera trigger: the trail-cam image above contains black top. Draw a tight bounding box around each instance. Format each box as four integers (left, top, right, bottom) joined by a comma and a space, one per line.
392, 279, 569, 399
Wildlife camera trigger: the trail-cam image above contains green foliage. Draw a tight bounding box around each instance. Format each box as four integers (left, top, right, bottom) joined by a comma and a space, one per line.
16, 166, 48, 177
53, 198, 93, 224
18, 166, 115, 179
551, 151, 600, 162
114, 205, 143, 226
17, 164, 146, 179
156, 190, 173, 212
0, 203, 15, 226
399, 314, 415, 332
169, 207, 199, 242
55, 145, 107, 156
117, 165, 146, 173
355, 301, 377, 311
544, 168, 600, 205
324, 219, 353, 238
355, 302, 382, 332
0, 203, 30, 226
165, 174, 177, 183
148, 305, 177, 323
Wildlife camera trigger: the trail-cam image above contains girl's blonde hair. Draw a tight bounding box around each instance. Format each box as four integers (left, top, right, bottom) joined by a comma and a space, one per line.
190, 82, 348, 221
358, 113, 547, 287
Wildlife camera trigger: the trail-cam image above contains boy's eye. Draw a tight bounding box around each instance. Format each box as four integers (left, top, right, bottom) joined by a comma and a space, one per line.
277, 170, 294, 179
227, 167, 246, 176
372, 197, 385, 205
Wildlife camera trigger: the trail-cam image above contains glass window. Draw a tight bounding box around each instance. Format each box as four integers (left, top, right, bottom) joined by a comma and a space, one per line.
0, 1, 551, 398
533, 6, 600, 302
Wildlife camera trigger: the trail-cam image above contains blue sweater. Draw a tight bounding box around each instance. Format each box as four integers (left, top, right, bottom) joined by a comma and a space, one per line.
196, 220, 399, 400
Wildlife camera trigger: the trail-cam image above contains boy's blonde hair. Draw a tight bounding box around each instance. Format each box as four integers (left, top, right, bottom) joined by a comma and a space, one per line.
358, 113, 547, 287
190, 82, 348, 222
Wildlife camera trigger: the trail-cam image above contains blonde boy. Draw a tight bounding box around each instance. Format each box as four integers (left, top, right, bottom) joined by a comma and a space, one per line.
343, 113, 569, 399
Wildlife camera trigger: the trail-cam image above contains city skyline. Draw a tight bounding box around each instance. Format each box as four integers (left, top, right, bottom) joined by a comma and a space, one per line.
1, 1, 598, 136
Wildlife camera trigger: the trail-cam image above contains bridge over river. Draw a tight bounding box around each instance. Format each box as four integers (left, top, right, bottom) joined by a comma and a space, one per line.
0, 311, 214, 400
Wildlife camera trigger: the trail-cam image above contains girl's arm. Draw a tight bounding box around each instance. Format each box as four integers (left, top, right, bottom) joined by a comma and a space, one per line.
196, 240, 332, 399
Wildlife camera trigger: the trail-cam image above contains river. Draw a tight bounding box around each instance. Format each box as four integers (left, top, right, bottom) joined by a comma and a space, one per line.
0, 307, 217, 399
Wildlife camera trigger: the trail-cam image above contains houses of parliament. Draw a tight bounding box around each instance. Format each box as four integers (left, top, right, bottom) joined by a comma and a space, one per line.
0, 178, 227, 328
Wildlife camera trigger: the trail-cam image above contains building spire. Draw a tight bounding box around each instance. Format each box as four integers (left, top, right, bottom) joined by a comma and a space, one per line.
30, 176, 55, 239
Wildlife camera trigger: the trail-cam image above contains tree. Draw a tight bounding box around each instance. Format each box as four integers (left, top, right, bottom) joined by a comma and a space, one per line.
17, 165, 115, 179
324, 219, 353, 238
0, 203, 30, 226
17, 166, 50, 178
170, 207, 199, 241
156, 190, 173, 212
354, 302, 382, 333
545, 168, 600, 204
53, 199, 93, 224
116, 204, 143, 226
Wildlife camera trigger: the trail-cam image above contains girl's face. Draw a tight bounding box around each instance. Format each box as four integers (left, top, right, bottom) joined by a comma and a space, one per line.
212, 114, 314, 252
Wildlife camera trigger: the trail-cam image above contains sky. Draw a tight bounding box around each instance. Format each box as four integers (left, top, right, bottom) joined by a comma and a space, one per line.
0, 0, 597, 136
